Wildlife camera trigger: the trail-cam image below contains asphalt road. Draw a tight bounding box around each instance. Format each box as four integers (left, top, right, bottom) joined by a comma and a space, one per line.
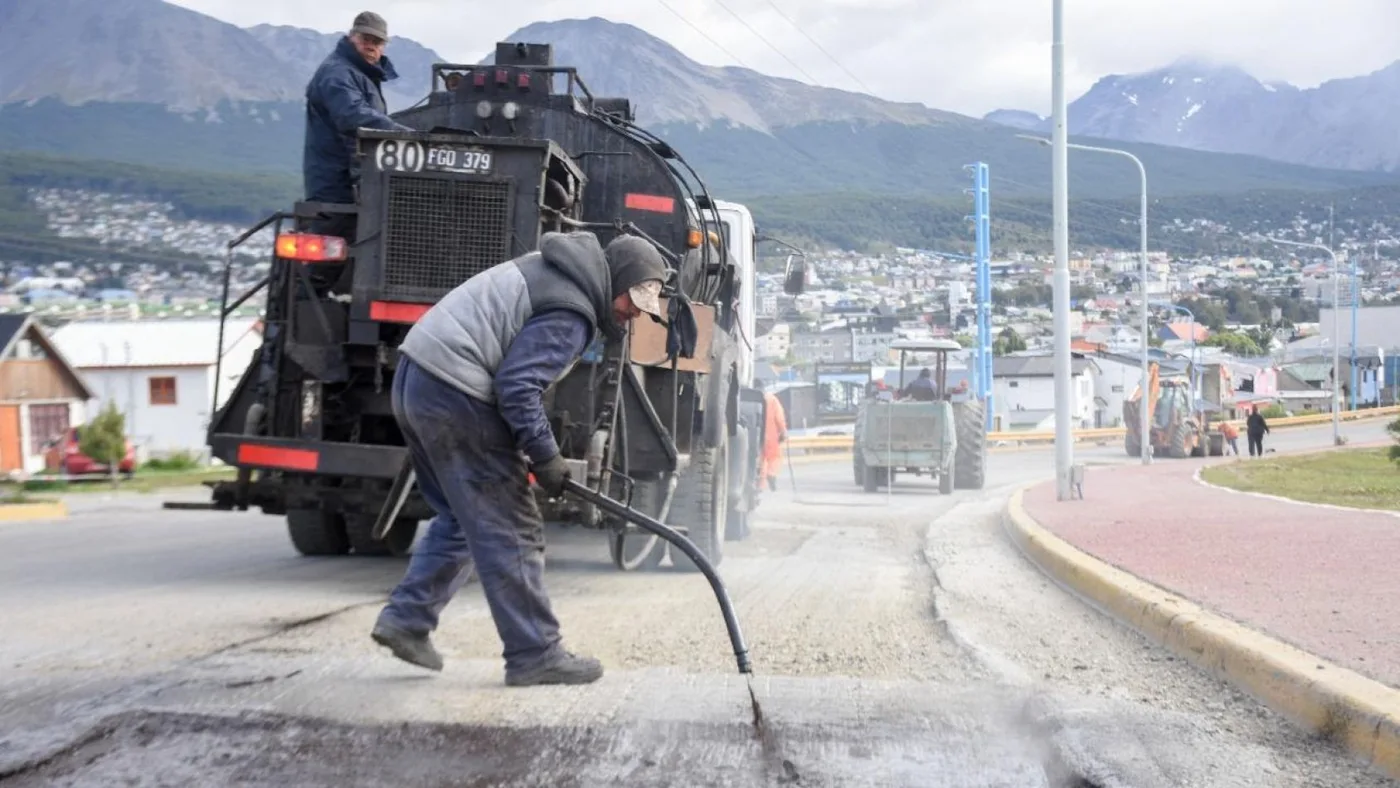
0, 419, 1392, 787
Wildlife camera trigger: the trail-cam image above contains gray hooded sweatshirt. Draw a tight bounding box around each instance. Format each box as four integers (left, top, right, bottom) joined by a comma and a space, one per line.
399, 231, 617, 407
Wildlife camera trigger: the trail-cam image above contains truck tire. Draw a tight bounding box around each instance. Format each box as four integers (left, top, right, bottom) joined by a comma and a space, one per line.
853, 453, 865, 486
669, 432, 728, 573
346, 515, 417, 557
609, 477, 666, 572
939, 468, 954, 495
287, 508, 350, 557
953, 400, 987, 490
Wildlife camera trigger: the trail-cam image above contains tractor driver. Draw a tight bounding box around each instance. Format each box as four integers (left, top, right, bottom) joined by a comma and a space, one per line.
902, 368, 938, 401
371, 231, 668, 686
302, 11, 413, 238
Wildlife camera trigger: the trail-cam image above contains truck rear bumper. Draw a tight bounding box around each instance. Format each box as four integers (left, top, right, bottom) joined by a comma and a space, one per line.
210, 434, 407, 479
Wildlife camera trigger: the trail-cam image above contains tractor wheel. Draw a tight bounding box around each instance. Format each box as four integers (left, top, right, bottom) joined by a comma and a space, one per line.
862, 465, 882, 493
346, 515, 418, 557
939, 468, 955, 495
609, 477, 667, 572
1168, 422, 1192, 459
669, 431, 728, 573
953, 400, 987, 490
286, 507, 350, 557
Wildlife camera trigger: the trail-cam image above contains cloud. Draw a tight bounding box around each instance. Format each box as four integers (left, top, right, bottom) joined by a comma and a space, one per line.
171, 0, 1400, 116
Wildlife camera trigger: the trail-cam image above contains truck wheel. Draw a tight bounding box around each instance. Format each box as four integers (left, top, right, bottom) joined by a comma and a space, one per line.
347, 515, 417, 557
939, 468, 954, 495
609, 477, 666, 572
669, 432, 728, 573
853, 453, 865, 486
287, 508, 350, 557
953, 400, 987, 490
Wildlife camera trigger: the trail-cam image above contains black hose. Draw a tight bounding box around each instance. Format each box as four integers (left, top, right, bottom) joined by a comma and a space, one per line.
562, 478, 751, 674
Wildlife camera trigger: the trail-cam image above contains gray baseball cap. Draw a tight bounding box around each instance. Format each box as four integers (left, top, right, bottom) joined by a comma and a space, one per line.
350, 11, 388, 40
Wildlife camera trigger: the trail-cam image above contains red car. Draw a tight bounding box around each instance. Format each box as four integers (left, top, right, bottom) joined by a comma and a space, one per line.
43, 427, 136, 476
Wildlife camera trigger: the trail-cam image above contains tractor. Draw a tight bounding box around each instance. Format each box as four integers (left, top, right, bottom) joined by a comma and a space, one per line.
851, 339, 987, 494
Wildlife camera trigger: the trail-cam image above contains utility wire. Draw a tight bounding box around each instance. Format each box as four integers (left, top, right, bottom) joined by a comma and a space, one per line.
653, 0, 753, 68
761, 0, 874, 93
707, 0, 824, 85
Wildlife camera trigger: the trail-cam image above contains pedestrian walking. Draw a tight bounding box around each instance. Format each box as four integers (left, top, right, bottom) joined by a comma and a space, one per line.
1246, 405, 1270, 457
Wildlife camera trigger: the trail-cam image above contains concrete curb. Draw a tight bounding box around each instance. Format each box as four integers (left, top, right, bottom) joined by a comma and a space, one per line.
0, 501, 68, 522
1002, 486, 1400, 781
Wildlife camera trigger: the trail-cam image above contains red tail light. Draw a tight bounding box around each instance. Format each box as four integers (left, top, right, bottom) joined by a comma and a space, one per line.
495, 69, 508, 85
473, 72, 486, 88
275, 233, 347, 262
517, 73, 530, 90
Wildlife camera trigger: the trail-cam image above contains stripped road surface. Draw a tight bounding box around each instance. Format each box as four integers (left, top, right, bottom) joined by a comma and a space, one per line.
0, 421, 1392, 787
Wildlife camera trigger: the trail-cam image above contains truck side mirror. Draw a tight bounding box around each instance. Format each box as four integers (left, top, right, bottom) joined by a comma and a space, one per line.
783, 254, 806, 295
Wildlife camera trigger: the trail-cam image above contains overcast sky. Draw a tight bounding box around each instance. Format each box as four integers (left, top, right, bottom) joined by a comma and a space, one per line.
171, 0, 1400, 117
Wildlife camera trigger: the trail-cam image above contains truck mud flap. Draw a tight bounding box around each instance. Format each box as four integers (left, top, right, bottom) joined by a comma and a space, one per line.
209, 434, 408, 479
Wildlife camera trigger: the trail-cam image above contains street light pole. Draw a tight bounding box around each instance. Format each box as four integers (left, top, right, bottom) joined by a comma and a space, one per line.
1050, 0, 1072, 499
1267, 237, 1342, 445
1019, 134, 1149, 465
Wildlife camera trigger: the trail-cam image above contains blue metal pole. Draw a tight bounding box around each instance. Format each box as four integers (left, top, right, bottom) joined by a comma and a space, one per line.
974, 162, 993, 431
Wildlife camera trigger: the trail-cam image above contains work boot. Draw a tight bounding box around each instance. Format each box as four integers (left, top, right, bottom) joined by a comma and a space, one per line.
371, 620, 444, 672
505, 650, 604, 687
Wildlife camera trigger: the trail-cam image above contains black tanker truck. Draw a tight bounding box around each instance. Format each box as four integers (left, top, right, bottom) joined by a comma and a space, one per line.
194, 41, 805, 572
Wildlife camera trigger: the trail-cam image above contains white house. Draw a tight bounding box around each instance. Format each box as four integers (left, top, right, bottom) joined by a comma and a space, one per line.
992, 354, 1100, 430
50, 318, 262, 458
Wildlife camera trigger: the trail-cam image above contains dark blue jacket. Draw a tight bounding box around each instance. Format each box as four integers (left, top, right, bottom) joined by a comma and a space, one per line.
303, 36, 412, 204
494, 310, 593, 464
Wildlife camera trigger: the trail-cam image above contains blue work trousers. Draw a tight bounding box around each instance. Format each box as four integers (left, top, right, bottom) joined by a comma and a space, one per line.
378, 357, 562, 672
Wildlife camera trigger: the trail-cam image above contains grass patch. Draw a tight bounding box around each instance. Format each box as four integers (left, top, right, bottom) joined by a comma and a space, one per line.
2, 467, 237, 496
1201, 448, 1400, 511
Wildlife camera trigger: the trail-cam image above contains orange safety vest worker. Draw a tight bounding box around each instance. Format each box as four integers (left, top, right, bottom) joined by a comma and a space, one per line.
759, 391, 788, 489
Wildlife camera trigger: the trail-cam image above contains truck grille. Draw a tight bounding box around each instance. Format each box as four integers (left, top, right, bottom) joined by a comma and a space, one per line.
381, 176, 512, 301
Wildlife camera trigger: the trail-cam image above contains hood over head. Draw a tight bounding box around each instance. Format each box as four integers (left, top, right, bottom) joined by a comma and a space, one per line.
537, 231, 621, 339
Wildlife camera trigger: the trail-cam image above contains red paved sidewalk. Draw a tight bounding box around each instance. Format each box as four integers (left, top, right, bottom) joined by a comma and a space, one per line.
1022, 458, 1400, 689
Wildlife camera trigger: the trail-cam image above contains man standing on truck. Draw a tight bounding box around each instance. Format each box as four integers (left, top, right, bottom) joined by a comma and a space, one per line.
370, 231, 667, 686
302, 11, 412, 237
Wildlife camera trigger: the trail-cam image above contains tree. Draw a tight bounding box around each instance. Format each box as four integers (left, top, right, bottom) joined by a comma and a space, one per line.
994, 327, 1027, 356
1201, 331, 1263, 357
79, 402, 128, 488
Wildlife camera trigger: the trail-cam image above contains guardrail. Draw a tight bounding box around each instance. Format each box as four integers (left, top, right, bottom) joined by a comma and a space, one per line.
786, 405, 1399, 454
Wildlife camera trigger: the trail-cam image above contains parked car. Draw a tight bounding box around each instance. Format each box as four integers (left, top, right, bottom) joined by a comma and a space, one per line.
42, 427, 136, 477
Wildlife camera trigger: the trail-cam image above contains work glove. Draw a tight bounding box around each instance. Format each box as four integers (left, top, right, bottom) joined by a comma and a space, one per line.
531, 454, 571, 498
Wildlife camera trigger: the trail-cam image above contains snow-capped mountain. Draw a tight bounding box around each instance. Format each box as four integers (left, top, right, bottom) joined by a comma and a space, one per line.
985, 58, 1400, 173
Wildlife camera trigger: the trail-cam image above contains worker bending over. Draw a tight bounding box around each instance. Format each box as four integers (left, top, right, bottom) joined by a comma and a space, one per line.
371, 231, 667, 686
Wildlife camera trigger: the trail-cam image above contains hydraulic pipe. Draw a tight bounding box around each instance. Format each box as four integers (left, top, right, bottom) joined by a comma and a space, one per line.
562, 478, 751, 674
